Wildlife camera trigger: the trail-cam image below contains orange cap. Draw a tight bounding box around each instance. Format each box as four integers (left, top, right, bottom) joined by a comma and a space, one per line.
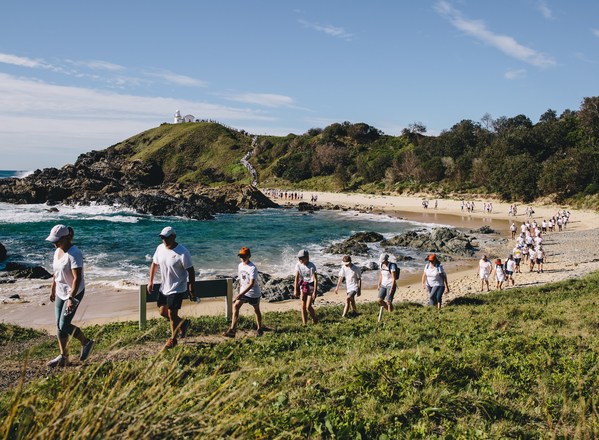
238, 247, 251, 257
426, 254, 437, 261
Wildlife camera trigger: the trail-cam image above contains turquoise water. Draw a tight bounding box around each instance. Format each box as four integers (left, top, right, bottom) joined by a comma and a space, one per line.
0, 202, 435, 288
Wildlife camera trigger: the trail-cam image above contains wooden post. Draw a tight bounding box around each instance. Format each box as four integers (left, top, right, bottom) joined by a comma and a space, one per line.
139, 284, 147, 330
225, 278, 233, 321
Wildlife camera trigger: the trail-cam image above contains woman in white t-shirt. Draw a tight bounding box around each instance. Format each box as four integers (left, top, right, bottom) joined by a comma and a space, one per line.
294, 249, 318, 325
421, 254, 449, 309
494, 259, 506, 290
478, 255, 492, 292
45, 225, 94, 368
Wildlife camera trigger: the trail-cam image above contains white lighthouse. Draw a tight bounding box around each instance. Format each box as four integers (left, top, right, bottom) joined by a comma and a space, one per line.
174, 109, 196, 123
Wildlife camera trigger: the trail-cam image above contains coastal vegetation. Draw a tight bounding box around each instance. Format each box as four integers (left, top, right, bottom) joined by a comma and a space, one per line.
1, 273, 598, 438
112, 96, 599, 205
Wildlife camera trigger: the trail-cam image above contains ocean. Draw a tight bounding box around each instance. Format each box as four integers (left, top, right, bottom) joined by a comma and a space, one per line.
0, 170, 441, 298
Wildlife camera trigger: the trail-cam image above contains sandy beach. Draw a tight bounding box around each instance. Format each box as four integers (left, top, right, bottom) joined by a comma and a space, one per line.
2, 191, 598, 332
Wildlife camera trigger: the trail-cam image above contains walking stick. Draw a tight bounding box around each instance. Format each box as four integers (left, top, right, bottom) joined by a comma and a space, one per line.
377, 306, 384, 323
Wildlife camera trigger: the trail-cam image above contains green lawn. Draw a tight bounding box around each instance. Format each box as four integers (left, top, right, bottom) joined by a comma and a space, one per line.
1, 273, 599, 439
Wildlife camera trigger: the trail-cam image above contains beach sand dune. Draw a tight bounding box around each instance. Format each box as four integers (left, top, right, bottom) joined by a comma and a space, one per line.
2, 192, 598, 331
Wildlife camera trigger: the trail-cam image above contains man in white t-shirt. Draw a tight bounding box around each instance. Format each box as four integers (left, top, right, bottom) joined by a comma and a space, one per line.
377, 253, 398, 313
478, 255, 492, 292
148, 227, 196, 350
224, 247, 264, 337
335, 255, 362, 318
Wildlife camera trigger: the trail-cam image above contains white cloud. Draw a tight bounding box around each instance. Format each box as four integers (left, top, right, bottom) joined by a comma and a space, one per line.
222, 92, 296, 108
69, 59, 126, 71
146, 71, 207, 87
592, 28, 599, 38
435, 1, 556, 68
0, 73, 276, 168
537, 0, 553, 20
298, 19, 354, 41
0, 52, 55, 70
504, 68, 527, 80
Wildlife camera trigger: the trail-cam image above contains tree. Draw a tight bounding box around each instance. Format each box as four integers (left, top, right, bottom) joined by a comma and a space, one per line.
578, 96, 599, 144
481, 112, 494, 131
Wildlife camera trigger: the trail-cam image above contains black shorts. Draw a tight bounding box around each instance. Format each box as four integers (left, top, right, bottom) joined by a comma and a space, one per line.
157, 291, 187, 310
238, 295, 260, 306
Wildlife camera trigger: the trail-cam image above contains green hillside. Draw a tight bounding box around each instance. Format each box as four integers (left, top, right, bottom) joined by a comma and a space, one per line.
112, 122, 254, 185
2, 273, 598, 438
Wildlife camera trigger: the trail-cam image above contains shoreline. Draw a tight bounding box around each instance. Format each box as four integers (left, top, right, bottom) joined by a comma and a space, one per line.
1, 191, 598, 331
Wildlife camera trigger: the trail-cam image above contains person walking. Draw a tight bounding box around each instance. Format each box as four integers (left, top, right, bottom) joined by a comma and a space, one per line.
494, 259, 506, 290
377, 254, 398, 313
45, 225, 94, 368
478, 255, 492, 292
148, 227, 196, 350
224, 247, 264, 337
421, 254, 449, 309
505, 255, 516, 286
294, 249, 318, 325
334, 255, 361, 318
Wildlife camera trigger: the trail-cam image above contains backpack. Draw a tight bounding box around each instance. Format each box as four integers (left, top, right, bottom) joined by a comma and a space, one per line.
388, 262, 400, 280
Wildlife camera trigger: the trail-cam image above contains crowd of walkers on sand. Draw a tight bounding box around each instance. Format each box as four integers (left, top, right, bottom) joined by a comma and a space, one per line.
40, 206, 571, 366
480, 209, 570, 292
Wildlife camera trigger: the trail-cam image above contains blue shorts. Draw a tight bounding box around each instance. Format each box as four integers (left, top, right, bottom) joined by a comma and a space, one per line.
427, 285, 444, 306
238, 295, 261, 306
378, 285, 396, 303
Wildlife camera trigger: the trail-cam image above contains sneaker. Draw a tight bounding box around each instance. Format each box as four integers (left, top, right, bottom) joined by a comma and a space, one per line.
80, 340, 95, 361
179, 319, 190, 338
47, 354, 67, 368
223, 329, 236, 338
164, 338, 177, 349
256, 328, 264, 337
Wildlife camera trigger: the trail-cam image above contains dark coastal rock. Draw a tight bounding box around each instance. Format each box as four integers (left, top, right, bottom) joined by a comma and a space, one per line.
0, 242, 6, 261
232, 272, 336, 302
470, 226, 496, 234
297, 202, 320, 212
381, 227, 477, 257
0, 142, 278, 219
3, 262, 52, 279
324, 231, 384, 256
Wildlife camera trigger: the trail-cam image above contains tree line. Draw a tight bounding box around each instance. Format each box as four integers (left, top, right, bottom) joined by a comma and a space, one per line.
253, 96, 599, 202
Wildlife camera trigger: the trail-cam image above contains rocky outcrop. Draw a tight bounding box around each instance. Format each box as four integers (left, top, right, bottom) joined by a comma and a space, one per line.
0, 147, 278, 219
325, 232, 384, 256
2, 262, 52, 280
0, 243, 6, 261
381, 227, 477, 257
232, 272, 336, 302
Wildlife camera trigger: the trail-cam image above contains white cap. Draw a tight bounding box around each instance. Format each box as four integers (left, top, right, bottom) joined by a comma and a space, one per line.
297, 249, 309, 258
46, 224, 70, 243
379, 253, 389, 264
159, 226, 176, 238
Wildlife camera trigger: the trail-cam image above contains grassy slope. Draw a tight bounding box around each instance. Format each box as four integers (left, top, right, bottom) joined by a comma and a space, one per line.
1, 274, 598, 439
114, 122, 252, 185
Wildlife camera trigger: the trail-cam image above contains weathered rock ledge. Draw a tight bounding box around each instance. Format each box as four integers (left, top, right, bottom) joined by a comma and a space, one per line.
0, 149, 278, 219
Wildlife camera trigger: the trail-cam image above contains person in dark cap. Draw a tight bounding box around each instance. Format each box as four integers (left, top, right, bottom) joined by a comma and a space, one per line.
334, 255, 361, 318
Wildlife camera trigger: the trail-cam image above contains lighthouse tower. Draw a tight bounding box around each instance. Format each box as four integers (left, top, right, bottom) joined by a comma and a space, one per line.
174, 110, 183, 124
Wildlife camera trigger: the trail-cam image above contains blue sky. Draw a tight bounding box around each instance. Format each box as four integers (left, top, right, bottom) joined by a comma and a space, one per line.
1, 0, 598, 169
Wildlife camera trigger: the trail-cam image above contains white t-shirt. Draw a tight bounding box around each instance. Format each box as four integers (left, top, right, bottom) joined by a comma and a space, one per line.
423, 262, 445, 287
238, 261, 261, 298
338, 264, 361, 293
379, 262, 394, 289
152, 243, 193, 295
479, 259, 492, 278
495, 265, 505, 282
506, 259, 516, 272
295, 261, 316, 283
53, 245, 85, 301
